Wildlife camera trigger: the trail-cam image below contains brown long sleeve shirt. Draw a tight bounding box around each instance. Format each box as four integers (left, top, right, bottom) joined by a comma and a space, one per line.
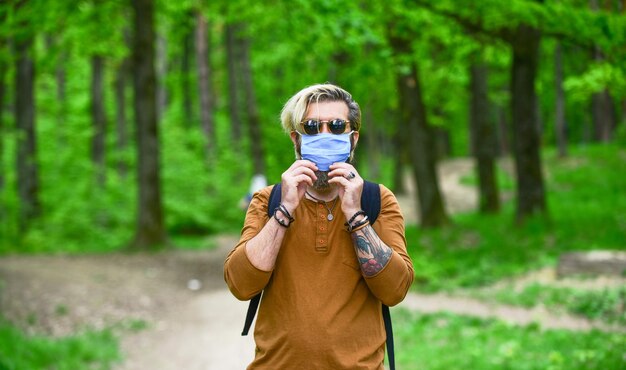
224, 184, 414, 369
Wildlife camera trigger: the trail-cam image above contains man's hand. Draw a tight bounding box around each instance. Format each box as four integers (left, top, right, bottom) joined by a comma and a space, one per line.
328, 163, 363, 219
280, 160, 318, 214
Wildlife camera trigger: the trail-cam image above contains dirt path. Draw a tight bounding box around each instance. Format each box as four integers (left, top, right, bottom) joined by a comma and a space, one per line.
0, 158, 621, 370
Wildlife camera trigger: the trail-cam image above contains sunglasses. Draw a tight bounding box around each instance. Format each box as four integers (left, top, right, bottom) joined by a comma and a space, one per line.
299, 119, 350, 135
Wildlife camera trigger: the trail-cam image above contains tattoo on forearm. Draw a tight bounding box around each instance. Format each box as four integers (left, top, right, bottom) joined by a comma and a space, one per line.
351, 225, 392, 276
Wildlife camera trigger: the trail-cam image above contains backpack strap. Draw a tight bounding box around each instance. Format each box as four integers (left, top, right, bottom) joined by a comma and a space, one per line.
267, 183, 282, 217
241, 184, 282, 336
241, 292, 262, 335
382, 304, 395, 370
361, 181, 381, 224
241, 181, 394, 370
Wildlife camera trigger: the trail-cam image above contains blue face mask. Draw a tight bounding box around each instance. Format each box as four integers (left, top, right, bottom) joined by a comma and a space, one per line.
299, 132, 353, 171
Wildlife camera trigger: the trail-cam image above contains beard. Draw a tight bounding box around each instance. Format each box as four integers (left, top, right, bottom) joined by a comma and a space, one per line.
312, 170, 330, 192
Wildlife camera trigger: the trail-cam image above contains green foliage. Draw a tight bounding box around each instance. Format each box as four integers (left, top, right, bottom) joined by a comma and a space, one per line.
416, 0, 626, 58
1, 0, 625, 253
565, 62, 626, 102
394, 310, 626, 370
0, 317, 121, 370
406, 144, 626, 291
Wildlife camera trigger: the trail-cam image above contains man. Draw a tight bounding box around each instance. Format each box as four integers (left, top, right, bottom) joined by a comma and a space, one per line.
224, 83, 414, 369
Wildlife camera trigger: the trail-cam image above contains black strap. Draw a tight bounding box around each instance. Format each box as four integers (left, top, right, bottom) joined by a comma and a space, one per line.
242, 181, 394, 370
382, 304, 395, 370
268, 183, 282, 215
241, 292, 262, 335
361, 181, 381, 224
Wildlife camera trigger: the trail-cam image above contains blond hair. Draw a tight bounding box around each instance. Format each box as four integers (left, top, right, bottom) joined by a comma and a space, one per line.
280, 84, 361, 133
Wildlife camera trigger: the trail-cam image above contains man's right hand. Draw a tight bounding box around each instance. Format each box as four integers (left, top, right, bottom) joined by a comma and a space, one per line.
280, 160, 318, 214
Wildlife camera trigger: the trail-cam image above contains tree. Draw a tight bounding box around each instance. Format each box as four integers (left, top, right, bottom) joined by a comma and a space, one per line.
469, 57, 500, 213
412, 0, 549, 222
156, 34, 168, 121
509, 23, 547, 220
130, 0, 166, 249
389, 26, 450, 227
589, 0, 618, 142
14, 0, 41, 232
554, 41, 568, 157
180, 10, 195, 128
391, 128, 408, 195
397, 63, 450, 228
224, 22, 243, 145
114, 41, 130, 179
91, 55, 107, 186
0, 7, 7, 198
363, 105, 381, 181
239, 26, 265, 176
195, 10, 215, 159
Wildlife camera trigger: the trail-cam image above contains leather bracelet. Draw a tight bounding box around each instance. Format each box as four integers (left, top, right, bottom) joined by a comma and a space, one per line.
273, 203, 294, 228
346, 215, 369, 232
273, 209, 291, 228
349, 219, 370, 233
276, 204, 294, 223
345, 210, 366, 228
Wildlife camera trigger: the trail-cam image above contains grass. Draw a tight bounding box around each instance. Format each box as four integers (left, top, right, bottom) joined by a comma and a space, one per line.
405, 144, 626, 292
470, 283, 626, 326
0, 317, 122, 370
168, 233, 219, 250
397, 143, 626, 369
394, 310, 626, 370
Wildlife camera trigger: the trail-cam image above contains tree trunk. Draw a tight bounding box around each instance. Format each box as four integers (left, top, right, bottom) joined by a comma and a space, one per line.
554, 41, 568, 157
0, 36, 6, 195
15, 28, 41, 231
225, 23, 243, 145
115, 57, 130, 178
590, 0, 617, 142
396, 63, 449, 228
91, 55, 107, 186
470, 61, 500, 213
156, 34, 168, 121
591, 89, 616, 142
131, 0, 166, 249
622, 100, 626, 130
364, 106, 380, 180
181, 17, 194, 127
195, 12, 215, 158
391, 129, 407, 195
55, 50, 67, 144
496, 104, 510, 156
240, 33, 266, 175
56, 52, 66, 103
510, 24, 547, 222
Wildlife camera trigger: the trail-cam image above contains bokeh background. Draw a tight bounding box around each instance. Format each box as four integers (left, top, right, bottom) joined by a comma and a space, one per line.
0, 0, 625, 369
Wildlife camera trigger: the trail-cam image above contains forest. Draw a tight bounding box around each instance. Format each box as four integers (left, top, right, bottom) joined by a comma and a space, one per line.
0, 0, 624, 250
1, 0, 625, 369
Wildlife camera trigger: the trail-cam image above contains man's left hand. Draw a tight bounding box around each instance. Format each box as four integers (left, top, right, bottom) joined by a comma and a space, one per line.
328, 163, 363, 219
